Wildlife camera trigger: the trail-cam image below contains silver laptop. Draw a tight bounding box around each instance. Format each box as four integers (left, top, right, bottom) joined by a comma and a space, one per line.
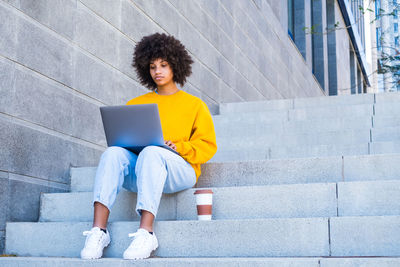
100, 104, 179, 155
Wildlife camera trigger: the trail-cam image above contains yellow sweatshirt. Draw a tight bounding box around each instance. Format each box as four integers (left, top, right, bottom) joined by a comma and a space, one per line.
126, 90, 217, 181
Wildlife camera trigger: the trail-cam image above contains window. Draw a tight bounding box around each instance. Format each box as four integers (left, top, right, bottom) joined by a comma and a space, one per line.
350, 49, 356, 94
395, 23, 399, 33
395, 36, 399, 47
375, 0, 381, 18
311, 0, 315, 74
376, 27, 382, 51
288, 0, 295, 40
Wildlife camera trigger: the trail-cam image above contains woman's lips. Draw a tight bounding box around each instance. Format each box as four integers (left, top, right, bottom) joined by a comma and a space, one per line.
155, 76, 163, 80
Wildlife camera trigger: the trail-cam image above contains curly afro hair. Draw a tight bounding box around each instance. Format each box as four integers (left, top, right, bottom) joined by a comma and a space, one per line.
132, 33, 194, 91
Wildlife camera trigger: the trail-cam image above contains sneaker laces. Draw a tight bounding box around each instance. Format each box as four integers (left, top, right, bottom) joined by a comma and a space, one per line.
83, 228, 104, 249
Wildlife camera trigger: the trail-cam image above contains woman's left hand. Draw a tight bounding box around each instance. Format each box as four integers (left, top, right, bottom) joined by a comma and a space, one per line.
164, 140, 177, 151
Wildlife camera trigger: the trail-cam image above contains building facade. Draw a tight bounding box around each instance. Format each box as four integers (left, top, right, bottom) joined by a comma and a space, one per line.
0, 0, 372, 253
375, 0, 400, 92
285, 0, 377, 94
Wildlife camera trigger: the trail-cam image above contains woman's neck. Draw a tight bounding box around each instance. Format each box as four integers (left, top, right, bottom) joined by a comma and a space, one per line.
156, 82, 180, 95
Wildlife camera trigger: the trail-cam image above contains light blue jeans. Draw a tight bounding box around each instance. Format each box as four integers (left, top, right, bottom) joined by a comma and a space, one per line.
93, 146, 196, 218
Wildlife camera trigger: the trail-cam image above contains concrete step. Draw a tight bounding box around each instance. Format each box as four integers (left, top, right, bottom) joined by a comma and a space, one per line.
371, 126, 400, 142
214, 115, 400, 141
337, 180, 400, 216
39, 180, 400, 222
216, 130, 370, 150
214, 116, 373, 137
216, 129, 371, 147
320, 258, 400, 267
374, 103, 400, 117
211, 142, 369, 161
375, 91, 400, 103
370, 142, 400, 154
293, 93, 375, 108
0, 257, 322, 267
330, 215, 400, 256
219, 98, 293, 114
178, 180, 400, 220
288, 104, 373, 121
219, 94, 375, 114
6, 216, 400, 257
218, 103, 374, 121
205, 153, 400, 187
213, 111, 288, 125
373, 115, 400, 128
39, 190, 177, 222
40, 183, 338, 222
70, 154, 400, 190
1, 257, 400, 267
70, 167, 97, 192
219, 92, 399, 115
6, 218, 330, 257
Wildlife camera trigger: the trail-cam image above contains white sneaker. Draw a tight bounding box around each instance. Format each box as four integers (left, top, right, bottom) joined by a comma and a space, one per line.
123, 228, 158, 260
80, 227, 110, 259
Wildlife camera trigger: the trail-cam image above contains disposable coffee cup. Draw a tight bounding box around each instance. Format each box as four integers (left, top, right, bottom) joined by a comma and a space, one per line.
194, 189, 213, 220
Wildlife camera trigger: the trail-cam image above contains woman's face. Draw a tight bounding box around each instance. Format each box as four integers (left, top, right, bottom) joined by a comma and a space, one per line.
149, 58, 174, 88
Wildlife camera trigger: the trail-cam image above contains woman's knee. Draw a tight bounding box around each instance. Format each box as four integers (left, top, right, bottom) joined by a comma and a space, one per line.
138, 146, 164, 159
135, 146, 166, 176
102, 146, 128, 160
141, 145, 163, 154
104, 146, 127, 154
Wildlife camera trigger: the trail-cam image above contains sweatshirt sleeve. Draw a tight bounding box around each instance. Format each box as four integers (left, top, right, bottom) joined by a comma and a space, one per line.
174, 101, 217, 164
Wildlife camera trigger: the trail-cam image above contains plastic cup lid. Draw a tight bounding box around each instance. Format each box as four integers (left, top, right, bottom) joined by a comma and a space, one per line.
194, 189, 213, 194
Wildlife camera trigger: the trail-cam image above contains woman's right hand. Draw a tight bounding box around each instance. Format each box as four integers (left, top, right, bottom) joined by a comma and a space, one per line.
164, 140, 177, 151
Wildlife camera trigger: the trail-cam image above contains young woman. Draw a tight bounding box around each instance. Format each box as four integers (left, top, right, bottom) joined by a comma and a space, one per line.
80, 33, 217, 260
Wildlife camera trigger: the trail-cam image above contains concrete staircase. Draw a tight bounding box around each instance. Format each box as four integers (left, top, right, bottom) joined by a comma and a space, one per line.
2, 92, 400, 266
